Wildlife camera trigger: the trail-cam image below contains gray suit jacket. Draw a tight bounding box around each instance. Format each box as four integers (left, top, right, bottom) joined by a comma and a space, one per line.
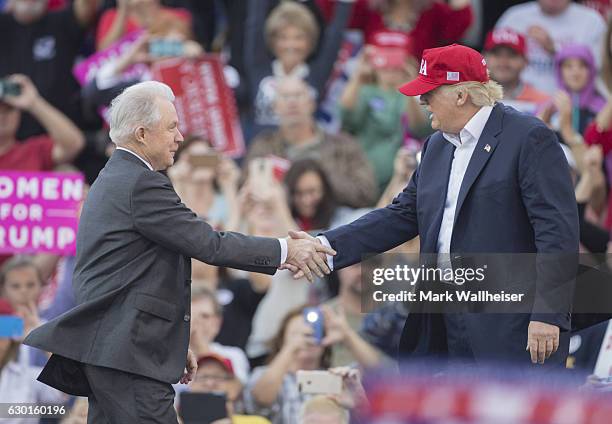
24, 150, 280, 395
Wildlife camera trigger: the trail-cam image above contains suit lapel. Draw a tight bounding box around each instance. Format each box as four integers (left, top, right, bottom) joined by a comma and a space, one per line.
453, 104, 504, 224
421, 137, 455, 253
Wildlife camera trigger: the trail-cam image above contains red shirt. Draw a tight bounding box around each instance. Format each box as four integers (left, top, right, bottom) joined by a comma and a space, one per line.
95, 7, 192, 49
0, 135, 54, 171
584, 122, 612, 229
317, 0, 473, 59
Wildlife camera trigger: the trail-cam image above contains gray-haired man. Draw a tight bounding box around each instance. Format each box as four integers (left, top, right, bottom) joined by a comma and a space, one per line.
24, 81, 334, 423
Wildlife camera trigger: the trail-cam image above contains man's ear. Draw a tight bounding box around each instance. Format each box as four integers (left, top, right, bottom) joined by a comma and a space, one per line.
134, 126, 146, 144
456, 87, 469, 107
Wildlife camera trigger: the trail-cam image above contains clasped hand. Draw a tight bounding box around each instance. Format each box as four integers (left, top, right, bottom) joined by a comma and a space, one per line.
279, 230, 336, 282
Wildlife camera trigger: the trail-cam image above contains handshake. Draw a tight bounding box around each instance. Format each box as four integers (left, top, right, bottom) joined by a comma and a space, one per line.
279, 231, 336, 282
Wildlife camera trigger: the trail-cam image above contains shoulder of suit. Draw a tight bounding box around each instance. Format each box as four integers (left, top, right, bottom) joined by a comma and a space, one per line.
498, 103, 548, 131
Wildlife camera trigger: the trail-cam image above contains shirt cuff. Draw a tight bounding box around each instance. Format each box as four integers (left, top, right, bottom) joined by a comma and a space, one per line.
317, 236, 334, 271
278, 238, 288, 265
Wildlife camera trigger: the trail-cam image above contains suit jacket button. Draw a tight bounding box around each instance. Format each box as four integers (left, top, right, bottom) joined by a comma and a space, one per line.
184, 314, 190, 322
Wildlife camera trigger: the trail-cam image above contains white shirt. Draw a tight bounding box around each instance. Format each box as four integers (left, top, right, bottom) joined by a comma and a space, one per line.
318, 106, 494, 270
115, 147, 288, 263
0, 361, 66, 424
437, 106, 493, 254
496, 2, 606, 95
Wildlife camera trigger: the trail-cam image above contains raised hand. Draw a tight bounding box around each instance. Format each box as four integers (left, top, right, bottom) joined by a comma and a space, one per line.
280, 230, 336, 283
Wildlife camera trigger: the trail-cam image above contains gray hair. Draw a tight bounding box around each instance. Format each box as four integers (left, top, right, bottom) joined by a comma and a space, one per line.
108, 81, 175, 145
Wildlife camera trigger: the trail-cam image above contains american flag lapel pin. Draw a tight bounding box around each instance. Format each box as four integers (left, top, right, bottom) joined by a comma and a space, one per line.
484, 144, 491, 153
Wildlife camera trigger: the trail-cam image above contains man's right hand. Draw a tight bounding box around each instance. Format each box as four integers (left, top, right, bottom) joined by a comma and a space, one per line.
280, 230, 335, 282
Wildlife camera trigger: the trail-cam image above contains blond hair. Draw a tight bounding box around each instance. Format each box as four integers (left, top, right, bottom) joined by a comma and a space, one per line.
299, 396, 349, 424
444, 78, 504, 107
265, 2, 319, 55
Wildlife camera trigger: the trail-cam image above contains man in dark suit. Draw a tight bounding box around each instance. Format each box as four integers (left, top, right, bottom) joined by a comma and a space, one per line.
287, 44, 579, 368
24, 81, 335, 423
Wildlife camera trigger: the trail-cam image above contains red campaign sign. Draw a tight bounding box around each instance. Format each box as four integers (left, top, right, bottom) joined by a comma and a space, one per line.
151, 56, 245, 158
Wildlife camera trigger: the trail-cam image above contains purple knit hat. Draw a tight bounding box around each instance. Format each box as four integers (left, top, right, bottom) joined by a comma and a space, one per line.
554, 44, 605, 114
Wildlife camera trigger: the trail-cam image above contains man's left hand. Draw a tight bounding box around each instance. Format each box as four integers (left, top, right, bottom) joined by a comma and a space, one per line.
526, 321, 559, 364
180, 349, 198, 384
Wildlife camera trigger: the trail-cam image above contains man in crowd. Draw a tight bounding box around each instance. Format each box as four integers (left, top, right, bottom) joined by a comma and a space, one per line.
0, 0, 98, 139
496, 0, 606, 95
287, 44, 579, 368
483, 28, 550, 115
24, 81, 334, 422
0, 74, 84, 170
246, 76, 378, 208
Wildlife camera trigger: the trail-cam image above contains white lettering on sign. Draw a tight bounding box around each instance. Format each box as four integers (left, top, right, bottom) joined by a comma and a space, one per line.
0, 177, 14, 199
16, 177, 39, 199
0, 225, 77, 251
0, 203, 44, 221
419, 59, 428, 76
492, 29, 520, 46
32, 227, 54, 249
62, 178, 83, 201
42, 178, 60, 200
0, 176, 83, 200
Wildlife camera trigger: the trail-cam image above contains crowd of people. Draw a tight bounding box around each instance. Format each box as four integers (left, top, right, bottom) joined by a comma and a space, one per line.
0, 0, 611, 422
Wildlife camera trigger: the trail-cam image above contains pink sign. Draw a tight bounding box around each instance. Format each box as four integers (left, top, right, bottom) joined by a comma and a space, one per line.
73, 30, 148, 85
0, 172, 84, 255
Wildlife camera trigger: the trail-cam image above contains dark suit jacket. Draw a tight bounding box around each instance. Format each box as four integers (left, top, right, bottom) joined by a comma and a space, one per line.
322, 104, 580, 364
24, 150, 281, 395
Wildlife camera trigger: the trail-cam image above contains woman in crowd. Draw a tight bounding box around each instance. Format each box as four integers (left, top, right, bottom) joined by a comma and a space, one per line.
540, 44, 606, 137
0, 257, 49, 367
284, 159, 368, 233
340, 44, 428, 191
245, 306, 332, 423
243, 0, 355, 132
0, 298, 65, 424
96, 0, 192, 50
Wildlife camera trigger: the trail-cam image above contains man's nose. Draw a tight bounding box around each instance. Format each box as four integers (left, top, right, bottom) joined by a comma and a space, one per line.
176, 129, 184, 143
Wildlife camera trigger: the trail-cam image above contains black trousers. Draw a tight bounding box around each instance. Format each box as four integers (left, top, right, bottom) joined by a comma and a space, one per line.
82, 364, 178, 423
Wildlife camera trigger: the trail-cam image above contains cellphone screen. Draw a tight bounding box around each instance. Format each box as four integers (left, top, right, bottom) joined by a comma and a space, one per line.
179, 392, 227, 424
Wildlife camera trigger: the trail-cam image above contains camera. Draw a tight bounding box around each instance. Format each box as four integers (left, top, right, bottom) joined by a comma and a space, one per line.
0, 79, 22, 98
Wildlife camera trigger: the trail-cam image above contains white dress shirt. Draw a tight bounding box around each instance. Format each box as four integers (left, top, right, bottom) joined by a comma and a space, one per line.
437, 106, 493, 254
115, 146, 287, 264
318, 106, 494, 270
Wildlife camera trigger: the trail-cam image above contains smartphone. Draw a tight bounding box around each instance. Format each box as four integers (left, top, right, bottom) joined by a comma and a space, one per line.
179, 392, 227, 424
297, 370, 343, 395
0, 79, 21, 98
189, 152, 220, 168
303, 307, 324, 344
0, 316, 24, 338
266, 155, 291, 182
148, 38, 184, 57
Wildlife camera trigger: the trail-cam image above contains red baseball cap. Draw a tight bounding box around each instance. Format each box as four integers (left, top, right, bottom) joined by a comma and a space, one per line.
197, 353, 234, 376
369, 46, 408, 70
398, 44, 489, 96
484, 28, 527, 57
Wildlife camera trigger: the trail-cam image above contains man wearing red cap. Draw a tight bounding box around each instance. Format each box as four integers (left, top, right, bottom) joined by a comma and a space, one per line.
483, 28, 550, 115
288, 44, 579, 368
